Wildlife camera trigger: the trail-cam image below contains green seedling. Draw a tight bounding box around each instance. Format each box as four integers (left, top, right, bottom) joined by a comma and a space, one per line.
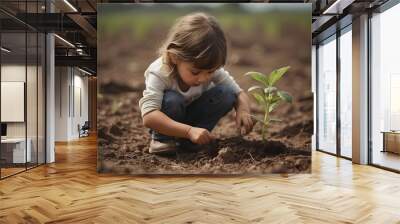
245, 66, 292, 141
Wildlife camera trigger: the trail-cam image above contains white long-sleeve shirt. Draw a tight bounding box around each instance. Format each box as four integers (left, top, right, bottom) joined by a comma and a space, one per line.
138, 57, 242, 117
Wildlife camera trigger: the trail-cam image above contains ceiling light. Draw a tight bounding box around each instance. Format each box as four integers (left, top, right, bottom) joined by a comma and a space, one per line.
323, 0, 341, 14
63, 0, 78, 12
78, 67, 93, 76
1, 47, 11, 53
76, 48, 86, 55
54, 34, 75, 48
322, 0, 353, 15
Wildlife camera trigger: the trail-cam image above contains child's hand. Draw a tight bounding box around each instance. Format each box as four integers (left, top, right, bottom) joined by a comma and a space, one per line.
235, 91, 254, 135
236, 109, 253, 135
187, 127, 214, 144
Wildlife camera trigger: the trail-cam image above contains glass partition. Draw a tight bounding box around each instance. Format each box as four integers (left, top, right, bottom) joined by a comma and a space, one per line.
370, 3, 400, 171
1, 30, 28, 177
27, 30, 38, 169
317, 35, 337, 154
38, 32, 45, 165
339, 26, 352, 158
0, 2, 46, 179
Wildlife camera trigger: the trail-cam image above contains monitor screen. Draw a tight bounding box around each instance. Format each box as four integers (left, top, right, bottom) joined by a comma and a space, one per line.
1, 123, 7, 137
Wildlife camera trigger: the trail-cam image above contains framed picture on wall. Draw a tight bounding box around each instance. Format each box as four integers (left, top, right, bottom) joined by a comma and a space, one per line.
97, 3, 313, 175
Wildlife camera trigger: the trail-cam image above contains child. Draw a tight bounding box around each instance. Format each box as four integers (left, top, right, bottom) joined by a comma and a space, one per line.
139, 12, 254, 154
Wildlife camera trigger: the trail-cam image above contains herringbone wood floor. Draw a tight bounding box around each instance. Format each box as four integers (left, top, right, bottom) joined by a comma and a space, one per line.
1, 135, 400, 224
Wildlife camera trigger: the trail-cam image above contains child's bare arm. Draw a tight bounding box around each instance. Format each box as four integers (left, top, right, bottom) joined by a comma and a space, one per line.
143, 110, 191, 138
143, 110, 214, 144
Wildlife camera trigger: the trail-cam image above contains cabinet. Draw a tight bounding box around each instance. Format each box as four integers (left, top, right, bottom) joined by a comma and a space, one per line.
382, 131, 400, 154
0, 138, 32, 164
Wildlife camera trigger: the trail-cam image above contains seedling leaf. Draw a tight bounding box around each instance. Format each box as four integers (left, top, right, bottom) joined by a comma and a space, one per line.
245, 71, 268, 86
277, 90, 292, 103
270, 118, 282, 122
251, 92, 266, 106
268, 66, 290, 86
269, 101, 280, 112
248, 114, 268, 125
248, 86, 264, 93
264, 86, 277, 94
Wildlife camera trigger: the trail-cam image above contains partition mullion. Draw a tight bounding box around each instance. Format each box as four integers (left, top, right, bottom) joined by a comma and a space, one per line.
0, 25, 2, 180
336, 29, 341, 157
25, 1, 28, 171
316, 44, 320, 151
36, 19, 39, 168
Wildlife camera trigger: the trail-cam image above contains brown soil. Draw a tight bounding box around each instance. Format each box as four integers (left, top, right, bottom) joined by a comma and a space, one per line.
97, 89, 312, 174
97, 12, 312, 174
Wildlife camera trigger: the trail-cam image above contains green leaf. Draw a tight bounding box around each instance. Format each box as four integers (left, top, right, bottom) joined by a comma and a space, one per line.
251, 92, 266, 106
264, 86, 277, 94
248, 114, 268, 125
268, 101, 280, 112
247, 86, 264, 93
277, 90, 292, 103
245, 71, 268, 86
267, 66, 290, 86
270, 95, 281, 104
269, 117, 282, 122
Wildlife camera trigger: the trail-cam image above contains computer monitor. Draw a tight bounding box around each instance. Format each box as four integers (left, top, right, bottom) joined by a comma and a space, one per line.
1, 123, 7, 137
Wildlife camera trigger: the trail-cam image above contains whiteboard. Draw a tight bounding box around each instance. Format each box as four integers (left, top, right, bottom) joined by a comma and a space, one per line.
1, 82, 25, 122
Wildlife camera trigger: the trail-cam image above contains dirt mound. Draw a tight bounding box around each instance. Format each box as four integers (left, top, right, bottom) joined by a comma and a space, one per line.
100, 138, 311, 174
98, 83, 313, 174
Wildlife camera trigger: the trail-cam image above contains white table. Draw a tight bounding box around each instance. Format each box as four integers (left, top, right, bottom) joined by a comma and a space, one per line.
1, 138, 31, 163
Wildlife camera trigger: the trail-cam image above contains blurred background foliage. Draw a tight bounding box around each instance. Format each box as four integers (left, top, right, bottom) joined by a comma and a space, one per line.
97, 3, 311, 99
98, 4, 310, 42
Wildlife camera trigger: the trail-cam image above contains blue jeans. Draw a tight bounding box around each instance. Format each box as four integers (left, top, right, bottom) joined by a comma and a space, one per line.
151, 84, 237, 143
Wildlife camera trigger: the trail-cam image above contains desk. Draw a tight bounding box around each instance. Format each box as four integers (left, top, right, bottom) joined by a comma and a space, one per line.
382, 131, 400, 154
1, 138, 31, 163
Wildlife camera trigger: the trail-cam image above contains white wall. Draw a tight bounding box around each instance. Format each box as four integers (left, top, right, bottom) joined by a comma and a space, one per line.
55, 67, 89, 141
55, 66, 69, 141
77, 71, 89, 139
1, 65, 26, 136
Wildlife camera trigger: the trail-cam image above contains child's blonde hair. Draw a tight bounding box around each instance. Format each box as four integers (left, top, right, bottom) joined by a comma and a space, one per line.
159, 12, 227, 75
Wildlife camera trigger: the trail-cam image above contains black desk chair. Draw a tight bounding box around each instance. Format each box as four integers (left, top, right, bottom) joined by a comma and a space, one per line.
79, 121, 90, 138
